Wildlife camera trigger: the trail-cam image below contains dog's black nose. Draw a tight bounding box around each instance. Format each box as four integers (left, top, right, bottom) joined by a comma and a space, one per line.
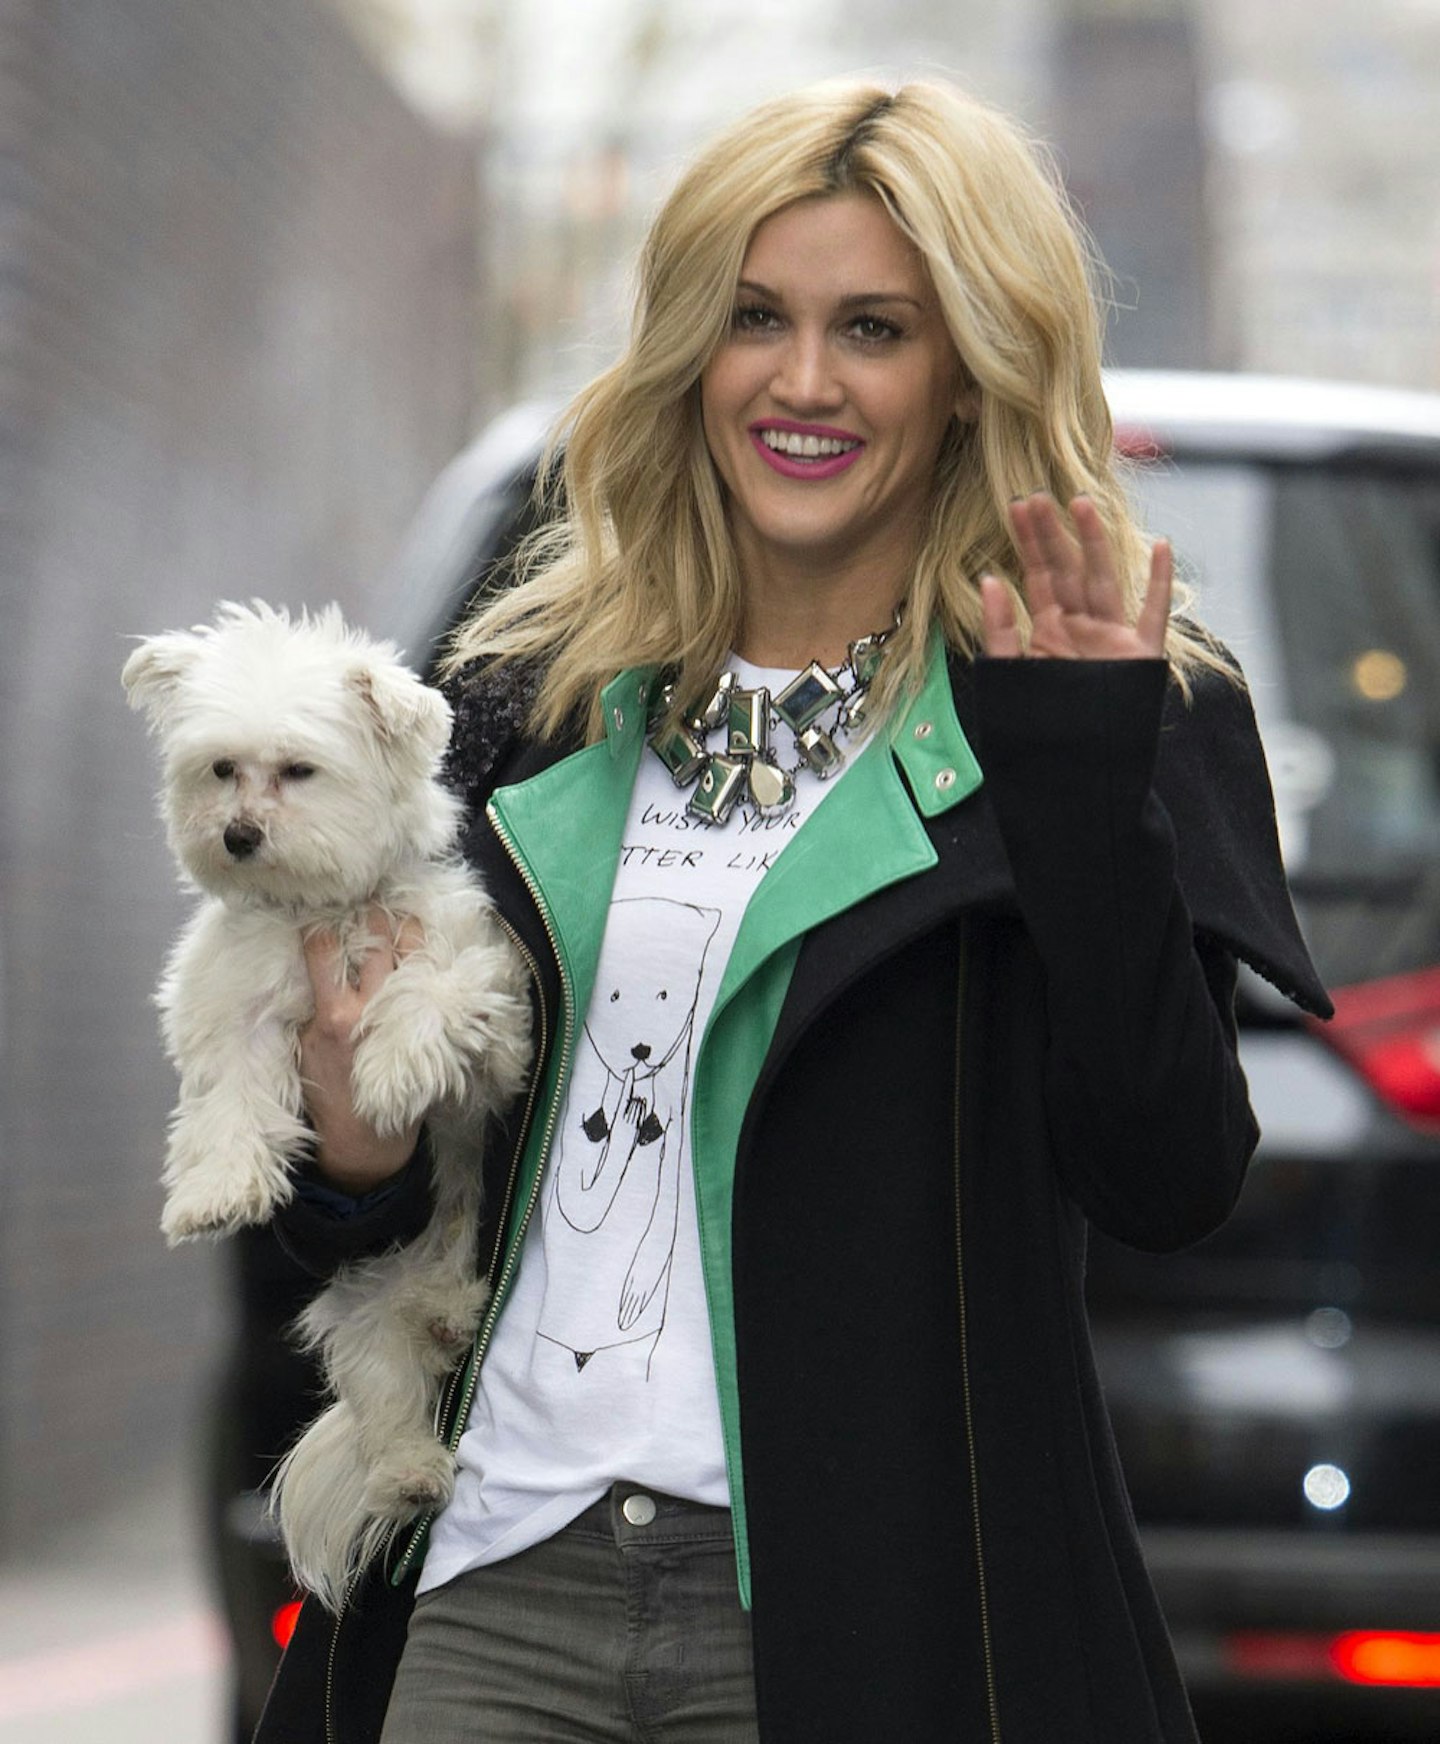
631, 1043, 651, 1062
223, 821, 264, 859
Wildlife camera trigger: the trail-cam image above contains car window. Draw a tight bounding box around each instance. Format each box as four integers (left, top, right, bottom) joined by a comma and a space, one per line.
1130, 456, 1440, 989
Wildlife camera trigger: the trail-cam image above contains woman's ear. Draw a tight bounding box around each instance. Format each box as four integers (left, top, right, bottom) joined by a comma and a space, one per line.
953, 383, 981, 424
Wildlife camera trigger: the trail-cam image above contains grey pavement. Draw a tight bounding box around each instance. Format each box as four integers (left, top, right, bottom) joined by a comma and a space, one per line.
0, 1456, 228, 1742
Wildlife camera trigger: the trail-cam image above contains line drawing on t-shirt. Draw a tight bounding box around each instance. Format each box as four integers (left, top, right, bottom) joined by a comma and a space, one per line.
537, 896, 721, 1379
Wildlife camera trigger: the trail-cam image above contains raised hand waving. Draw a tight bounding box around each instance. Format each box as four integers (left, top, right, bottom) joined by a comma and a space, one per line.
980, 492, 1172, 661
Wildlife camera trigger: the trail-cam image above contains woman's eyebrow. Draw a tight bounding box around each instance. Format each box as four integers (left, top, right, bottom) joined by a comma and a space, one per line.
736, 278, 924, 310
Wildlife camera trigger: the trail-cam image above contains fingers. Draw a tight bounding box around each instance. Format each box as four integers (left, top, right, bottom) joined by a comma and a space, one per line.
297, 907, 429, 1192
1004, 491, 1167, 660
1068, 495, 1124, 620
357, 908, 428, 996
303, 907, 425, 1023
301, 923, 340, 986
979, 574, 1022, 658
393, 913, 426, 960
1135, 536, 1173, 657
355, 909, 401, 1002
1005, 496, 1060, 623
1024, 496, 1082, 613
301, 926, 350, 1024
1009, 494, 1122, 619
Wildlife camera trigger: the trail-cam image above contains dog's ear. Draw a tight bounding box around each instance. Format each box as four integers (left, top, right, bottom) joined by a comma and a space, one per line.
121, 633, 204, 724
346, 662, 452, 761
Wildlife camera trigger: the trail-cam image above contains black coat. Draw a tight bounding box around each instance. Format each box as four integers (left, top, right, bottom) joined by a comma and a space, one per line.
257, 652, 1328, 1744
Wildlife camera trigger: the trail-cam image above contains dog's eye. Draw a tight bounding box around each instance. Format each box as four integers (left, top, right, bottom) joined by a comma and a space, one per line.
211, 759, 235, 779
282, 763, 317, 781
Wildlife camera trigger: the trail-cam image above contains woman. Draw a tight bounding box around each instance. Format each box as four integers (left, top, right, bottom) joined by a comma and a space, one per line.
258, 78, 1329, 1743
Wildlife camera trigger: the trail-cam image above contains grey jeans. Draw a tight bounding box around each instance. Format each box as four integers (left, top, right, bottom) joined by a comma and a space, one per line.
378, 1484, 760, 1744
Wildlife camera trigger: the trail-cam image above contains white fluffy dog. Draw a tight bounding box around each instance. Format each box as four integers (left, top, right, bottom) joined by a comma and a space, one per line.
123, 600, 532, 1609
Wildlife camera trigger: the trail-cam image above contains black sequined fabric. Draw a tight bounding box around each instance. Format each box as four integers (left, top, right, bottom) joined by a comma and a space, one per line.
438, 659, 545, 816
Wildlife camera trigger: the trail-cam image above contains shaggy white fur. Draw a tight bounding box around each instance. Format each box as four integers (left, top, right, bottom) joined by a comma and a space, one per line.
123, 601, 532, 1612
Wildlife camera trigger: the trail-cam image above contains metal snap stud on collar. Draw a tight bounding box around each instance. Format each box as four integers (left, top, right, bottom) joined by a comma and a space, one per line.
612, 706, 626, 732
913, 720, 934, 740
622, 1493, 657, 1526
935, 768, 957, 791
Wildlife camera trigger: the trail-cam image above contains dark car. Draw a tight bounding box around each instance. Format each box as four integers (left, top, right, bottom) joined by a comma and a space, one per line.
217, 373, 1440, 1743
1087, 371, 1440, 1742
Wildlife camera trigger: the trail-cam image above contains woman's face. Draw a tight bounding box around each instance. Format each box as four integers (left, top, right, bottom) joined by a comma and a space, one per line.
700, 191, 966, 594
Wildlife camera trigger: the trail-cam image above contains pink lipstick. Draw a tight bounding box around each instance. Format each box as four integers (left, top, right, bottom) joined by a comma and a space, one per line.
748, 420, 865, 481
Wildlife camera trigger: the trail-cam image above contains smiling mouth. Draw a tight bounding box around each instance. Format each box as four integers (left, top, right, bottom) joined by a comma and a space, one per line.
758, 428, 862, 460
749, 425, 865, 479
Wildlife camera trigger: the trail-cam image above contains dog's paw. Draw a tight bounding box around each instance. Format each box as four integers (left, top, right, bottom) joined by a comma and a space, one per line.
362, 1440, 456, 1519
394, 1276, 489, 1375
427, 1313, 473, 1352
160, 1164, 291, 1244
349, 1025, 465, 1135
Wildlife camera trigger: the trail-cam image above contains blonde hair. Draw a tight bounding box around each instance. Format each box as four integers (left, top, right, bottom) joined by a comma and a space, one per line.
445, 77, 1225, 739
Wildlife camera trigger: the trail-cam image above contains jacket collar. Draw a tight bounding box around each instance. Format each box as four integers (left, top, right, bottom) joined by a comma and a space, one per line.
478, 635, 1329, 1035
501, 636, 985, 1034
887, 627, 984, 819
600, 667, 656, 761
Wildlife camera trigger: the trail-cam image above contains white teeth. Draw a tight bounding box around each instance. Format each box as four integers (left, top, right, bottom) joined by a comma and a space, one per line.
760, 429, 859, 458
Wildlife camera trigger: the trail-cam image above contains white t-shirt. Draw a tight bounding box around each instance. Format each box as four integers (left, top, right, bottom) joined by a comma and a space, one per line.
419, 658, 861, 1592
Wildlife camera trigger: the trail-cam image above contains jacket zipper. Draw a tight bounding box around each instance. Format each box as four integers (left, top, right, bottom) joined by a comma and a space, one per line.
384, 801, 574, 1575
385, 901, 553, 1584
324, 1566, 364, 1744
322, 831, 568, 1743
954, 924, 1002, 1742
458, 801, 577, 1402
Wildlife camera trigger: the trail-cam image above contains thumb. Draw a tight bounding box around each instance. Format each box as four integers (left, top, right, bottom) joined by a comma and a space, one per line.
979, 575, 1023, 659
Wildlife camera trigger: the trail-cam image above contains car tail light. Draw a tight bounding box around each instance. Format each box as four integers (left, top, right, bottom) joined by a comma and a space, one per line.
1226, 1632, 1335, 1679
1112, 426, 1170, 462
271, 1599, 303, 1651
1332, 1631, 1440, 1687
1226, 1630, 1440, 1687
1308, 964, 1440, 1131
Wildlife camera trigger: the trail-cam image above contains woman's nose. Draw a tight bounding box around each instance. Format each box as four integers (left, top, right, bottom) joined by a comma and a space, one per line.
772, 332, 843, 409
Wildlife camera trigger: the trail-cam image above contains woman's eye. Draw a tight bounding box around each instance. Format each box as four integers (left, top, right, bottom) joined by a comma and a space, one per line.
282, 763, 317, 781
212, 759, 235, 779
850, 315, 901, 343
733, 303, 778, 334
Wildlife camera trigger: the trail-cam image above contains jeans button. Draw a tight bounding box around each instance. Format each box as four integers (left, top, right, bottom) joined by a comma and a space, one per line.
622, 1492, 658, 1526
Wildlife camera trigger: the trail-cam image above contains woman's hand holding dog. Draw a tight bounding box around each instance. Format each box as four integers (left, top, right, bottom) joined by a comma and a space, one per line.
300, 906, 425, 1195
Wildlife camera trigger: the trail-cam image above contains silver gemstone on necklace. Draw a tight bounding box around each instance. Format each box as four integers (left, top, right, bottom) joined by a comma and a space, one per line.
647, 609, 898, 826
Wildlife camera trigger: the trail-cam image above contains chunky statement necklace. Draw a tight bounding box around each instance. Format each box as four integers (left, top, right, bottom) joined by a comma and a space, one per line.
646, 612, 899, 826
